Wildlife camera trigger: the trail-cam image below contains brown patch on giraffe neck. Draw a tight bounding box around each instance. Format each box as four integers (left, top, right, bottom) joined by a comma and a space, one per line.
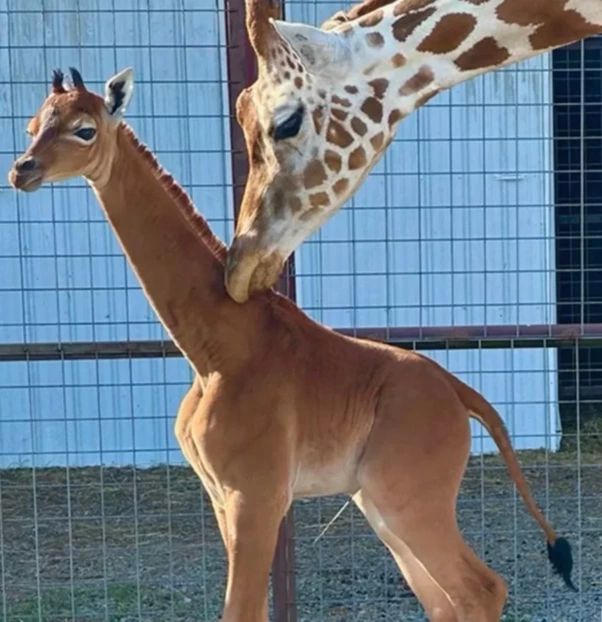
392, 6, 437, 42
303, 160, 328, 190
345, 85, 359, 95
455, 37, 510, 71
309, 192, 330, 208
325, 150, 342, 173
358, 9, 384, 27
327, 119, 354, 148
496, 0, 557, 26
388, 109, 403, 128
530, 10, 599, 50
370, 132, 385, 151
391, 53, 407, 67
348, 146, 367, 170
417, 13, 478, 54
294, 77, 303, 89
399, 65, 435, 96
369, 78, 389, 100
351, 117, 368, 136
332, 178, 349, 196
361, 97, 383, 123
366, 31, 385, 47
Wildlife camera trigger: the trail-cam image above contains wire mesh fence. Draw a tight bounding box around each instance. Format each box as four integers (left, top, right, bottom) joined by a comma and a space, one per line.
0, 0, 601, 620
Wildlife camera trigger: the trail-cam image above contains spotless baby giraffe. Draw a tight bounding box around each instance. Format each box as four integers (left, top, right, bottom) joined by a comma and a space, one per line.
225, 0, 602, 303
9, 67, 576, 622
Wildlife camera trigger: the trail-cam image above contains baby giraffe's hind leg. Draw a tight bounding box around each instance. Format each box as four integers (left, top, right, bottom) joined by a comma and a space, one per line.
353, 490, 458, 621
357, 382, 507, 621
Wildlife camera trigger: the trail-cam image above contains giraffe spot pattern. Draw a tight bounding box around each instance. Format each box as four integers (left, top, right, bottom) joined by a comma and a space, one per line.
530, 10, 599, 49
345, 85, 359, 94
496, 0, 558, 26
309, 192, 330, 208
388, 109, 403, 128
392, 6, 438, 42
361, 96, 383, 123
351, 117, 368, 136
391, 53, 407, 67
366, 31, 386, 47
303, 159, 328, 189
358, 9, 384, 27
417, 13, 478, 54
333, 178, 350, 195
312, 107, 325, 134
327, 119, 355, 148
369, 78, 389, 100
348, 146, 367, 169
399, 65, 435, 96
325, 150, 342, 173
289, 196, 303, 212
294, 76, 304, 89
332, 108, 349, 121
332, 95, 352, 107
370, 132, 385, 151
455, 37, 510, 70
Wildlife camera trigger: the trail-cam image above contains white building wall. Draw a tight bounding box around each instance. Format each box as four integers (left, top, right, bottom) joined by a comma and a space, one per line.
0, 0, 560, 467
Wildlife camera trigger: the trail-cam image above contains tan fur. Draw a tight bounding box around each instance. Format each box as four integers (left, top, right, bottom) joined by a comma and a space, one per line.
8, 69, 572, 622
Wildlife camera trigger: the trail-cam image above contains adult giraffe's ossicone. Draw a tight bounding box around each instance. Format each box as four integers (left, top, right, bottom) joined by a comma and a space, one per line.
225, 0, 602, 303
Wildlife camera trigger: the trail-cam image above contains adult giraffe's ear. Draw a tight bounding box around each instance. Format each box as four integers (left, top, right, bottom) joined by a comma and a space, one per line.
104, 67, 134, 118
270, 19, 351, 79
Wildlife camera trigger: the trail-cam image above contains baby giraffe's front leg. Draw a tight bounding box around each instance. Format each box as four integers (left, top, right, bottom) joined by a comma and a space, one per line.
220, 490, 290, 622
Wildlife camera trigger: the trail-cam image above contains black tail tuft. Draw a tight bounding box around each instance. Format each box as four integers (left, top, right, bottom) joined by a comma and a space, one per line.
547, 537, 578, 592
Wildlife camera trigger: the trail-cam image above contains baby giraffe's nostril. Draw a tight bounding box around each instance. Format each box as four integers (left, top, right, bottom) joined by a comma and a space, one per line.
17, 157, 37, 173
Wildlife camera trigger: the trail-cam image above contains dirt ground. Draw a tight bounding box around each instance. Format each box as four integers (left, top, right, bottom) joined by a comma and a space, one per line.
0, 433, 601, 621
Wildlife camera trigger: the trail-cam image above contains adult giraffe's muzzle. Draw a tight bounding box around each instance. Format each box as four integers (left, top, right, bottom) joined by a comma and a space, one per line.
225, 234, 285, 303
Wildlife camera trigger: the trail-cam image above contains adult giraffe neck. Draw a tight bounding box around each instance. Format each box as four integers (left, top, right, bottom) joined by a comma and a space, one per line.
89, 123, 255, 376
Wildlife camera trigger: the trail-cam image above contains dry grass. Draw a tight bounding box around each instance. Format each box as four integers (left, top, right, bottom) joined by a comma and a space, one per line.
0, 432, 601, 621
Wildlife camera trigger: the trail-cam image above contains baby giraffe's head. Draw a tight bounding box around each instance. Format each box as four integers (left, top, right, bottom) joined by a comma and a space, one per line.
8, 67, 134, 193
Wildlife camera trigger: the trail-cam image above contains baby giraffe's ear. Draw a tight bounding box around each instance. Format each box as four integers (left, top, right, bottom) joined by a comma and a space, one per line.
104, 67, 134, 118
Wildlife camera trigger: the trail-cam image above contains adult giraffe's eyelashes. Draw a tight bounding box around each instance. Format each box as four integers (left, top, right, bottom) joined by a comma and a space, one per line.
271, 106, 304, 141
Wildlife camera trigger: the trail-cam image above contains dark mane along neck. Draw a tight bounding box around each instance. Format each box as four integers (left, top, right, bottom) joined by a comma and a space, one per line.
119, 122, 228, 264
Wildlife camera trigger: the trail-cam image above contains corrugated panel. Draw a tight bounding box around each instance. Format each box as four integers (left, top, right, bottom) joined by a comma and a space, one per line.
286, 1, 559, 452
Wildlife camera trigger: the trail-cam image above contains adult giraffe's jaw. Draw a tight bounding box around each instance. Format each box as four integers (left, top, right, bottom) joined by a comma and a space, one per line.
225, 235, 285, 303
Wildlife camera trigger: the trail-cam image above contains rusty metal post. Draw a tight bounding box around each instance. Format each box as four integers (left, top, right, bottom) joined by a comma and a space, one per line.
224, 0, 297, 620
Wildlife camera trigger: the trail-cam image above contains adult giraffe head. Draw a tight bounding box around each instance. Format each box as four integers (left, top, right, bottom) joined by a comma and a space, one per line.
225, 0, 602, 303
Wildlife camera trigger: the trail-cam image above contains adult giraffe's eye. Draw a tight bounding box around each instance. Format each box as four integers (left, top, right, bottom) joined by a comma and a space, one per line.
73, 127, 96, 141
272, 107, 304, 141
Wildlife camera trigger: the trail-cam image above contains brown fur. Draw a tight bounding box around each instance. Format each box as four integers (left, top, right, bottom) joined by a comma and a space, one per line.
8, 68, 576, 622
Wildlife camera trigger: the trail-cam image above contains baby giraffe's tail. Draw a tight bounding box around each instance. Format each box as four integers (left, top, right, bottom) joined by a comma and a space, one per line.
448, 373, 578, 592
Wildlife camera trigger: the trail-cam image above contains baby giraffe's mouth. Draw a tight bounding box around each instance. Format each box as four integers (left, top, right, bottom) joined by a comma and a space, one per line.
8, 168, 44, 193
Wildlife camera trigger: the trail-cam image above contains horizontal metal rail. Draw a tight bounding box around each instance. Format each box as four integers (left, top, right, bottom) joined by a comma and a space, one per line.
0, 323, 601, 362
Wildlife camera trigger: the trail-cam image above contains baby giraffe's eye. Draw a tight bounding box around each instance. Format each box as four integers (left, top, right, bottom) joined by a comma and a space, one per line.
73, 127, 96, 141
